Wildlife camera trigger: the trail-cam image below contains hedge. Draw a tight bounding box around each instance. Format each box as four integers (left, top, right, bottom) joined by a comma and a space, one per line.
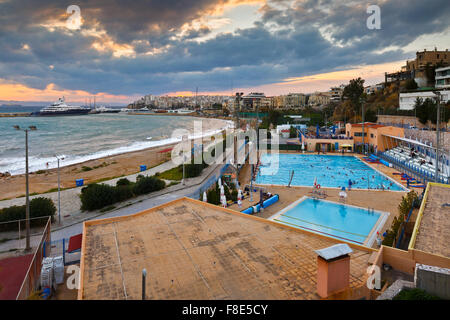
80, 175, 166, 211
0, 197, 56, 231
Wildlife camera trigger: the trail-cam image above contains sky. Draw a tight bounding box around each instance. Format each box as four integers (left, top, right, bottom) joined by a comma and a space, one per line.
0, 0, 449, 105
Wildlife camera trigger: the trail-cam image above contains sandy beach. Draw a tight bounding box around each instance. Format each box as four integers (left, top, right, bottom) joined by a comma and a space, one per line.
0, 117, 230, 200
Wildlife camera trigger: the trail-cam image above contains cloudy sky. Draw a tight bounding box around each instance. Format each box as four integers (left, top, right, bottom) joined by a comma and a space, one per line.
0, 0, 449, 104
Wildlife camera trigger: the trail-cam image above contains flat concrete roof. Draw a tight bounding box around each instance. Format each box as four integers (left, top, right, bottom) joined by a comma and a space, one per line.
79, 197, 374, 300
411, 183, 450, 258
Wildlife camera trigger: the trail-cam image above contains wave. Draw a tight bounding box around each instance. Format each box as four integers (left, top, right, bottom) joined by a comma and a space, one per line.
0, 119, 234, 175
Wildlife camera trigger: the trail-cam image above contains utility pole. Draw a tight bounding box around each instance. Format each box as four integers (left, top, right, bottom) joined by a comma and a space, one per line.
361, 97, 365, 155
55, 155, 64, 224
434, 91, 441, 182
13, 125, 37, 252
235, 92, 243, 130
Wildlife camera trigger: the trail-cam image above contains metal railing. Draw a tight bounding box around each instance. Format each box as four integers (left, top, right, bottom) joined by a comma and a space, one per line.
16, 217, 51, 300
378, 152, 449, 185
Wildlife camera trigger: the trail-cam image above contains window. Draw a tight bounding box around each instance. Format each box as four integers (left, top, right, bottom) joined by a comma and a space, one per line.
354, 132, 367, 137
370, 134, 374, 138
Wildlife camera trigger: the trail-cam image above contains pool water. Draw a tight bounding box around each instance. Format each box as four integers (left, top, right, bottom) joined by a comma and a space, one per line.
271, 197, 383, 245
255, 154, 405, 191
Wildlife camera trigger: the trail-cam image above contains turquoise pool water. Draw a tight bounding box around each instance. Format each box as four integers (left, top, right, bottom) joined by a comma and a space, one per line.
255, 154, 405, 191
272, 197, 382, 245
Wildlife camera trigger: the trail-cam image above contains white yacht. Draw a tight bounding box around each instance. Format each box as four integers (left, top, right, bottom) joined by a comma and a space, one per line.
36, 97, 91, 116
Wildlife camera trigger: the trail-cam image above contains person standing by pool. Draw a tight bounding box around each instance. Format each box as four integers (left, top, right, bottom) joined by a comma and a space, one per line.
348, 179, 352, 190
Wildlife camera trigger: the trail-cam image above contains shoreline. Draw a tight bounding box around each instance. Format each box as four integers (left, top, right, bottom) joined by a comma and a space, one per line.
0, 117, 232, 200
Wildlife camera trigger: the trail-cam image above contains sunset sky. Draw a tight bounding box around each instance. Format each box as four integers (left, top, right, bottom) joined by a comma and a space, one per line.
0, 0, 449, 105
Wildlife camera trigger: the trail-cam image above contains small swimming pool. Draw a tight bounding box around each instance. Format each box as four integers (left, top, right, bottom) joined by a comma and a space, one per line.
255, 154, 406, 191
269, 197, 388, 246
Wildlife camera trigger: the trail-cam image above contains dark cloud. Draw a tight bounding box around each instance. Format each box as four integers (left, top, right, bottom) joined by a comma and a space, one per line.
0, 0, 449, 97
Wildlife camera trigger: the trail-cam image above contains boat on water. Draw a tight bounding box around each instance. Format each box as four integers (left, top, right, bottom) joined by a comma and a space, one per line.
33, 97, 91, 116
91, 106, 121, 114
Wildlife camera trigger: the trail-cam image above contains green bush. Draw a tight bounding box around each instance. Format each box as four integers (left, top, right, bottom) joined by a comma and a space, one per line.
133, 176, 165, 195
184, 163, 207, 178
393, 288, 441, 300
115, 185, 134, 202
80, 175, 166, 211
116, 178, 131, 186
382, 191, 418, 247
80, 184, 117, 211
231, 189, 238, 202
81, 166, 93, 172
206, 182, 220, 205
0, 197, 55, 231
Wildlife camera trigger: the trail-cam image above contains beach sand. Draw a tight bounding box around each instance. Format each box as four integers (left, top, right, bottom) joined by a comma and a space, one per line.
0, 117, 230, 200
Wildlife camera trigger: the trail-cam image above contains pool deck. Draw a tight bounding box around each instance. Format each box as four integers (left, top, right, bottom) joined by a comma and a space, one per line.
234, 161, 407, 249
79, 197, 375, 300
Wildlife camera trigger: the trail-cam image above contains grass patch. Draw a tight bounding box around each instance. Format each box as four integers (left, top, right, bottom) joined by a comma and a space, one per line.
35, 170, 46, 174
81, 166, 93, 172
156, 166, 183, 181
93, 162, 109, 169
168, 181, 180, 187
393, 288, 441, 300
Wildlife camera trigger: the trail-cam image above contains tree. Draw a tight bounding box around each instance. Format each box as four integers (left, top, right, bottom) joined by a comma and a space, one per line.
289, 126, 297, 138
415, 97, 427, 125
404, 79, 418, 90
365, 109, 377, 122
343, 78, 365, 113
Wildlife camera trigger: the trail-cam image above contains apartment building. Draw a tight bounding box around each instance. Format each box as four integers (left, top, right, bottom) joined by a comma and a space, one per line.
308, 92, 331, 107
285, 93, 307, 108
242, 92, 272, 110
436, 66, 450, 89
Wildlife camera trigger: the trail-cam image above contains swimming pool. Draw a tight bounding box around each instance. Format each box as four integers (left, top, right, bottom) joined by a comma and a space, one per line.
269, 197, 389, 246
255, 154, 406, 191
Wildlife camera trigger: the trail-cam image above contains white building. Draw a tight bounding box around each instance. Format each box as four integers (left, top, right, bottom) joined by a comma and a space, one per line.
399, 90, 450, 110
436, 66, 450, 89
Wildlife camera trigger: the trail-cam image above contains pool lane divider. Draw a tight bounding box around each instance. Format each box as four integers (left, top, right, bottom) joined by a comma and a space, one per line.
273, 218, 364, 245
279, 213, 368, 239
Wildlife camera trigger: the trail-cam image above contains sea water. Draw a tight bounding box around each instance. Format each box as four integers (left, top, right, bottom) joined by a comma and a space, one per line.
0, 111, 231, 175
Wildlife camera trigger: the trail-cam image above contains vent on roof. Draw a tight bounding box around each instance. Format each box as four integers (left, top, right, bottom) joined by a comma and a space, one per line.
316, 244, 353, 298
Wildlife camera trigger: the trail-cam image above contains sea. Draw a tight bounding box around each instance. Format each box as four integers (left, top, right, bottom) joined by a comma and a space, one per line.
0, 106, 232, 175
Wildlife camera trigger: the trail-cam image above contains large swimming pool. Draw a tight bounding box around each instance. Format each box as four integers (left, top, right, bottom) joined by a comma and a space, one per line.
255, 154, 405, 191
270, 197, 388, 246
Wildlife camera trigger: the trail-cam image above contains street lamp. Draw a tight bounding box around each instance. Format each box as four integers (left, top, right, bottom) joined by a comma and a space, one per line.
235, 92, 243, 130
54, 155, 65, 224
13, 125, 37, 252
433, 91, 442, 182
360, 96, 367, 155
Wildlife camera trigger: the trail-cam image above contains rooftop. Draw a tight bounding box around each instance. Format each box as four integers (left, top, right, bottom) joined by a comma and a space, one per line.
410, 183, 450, 258
79, 197, 374, 300
349, 122, 385, 129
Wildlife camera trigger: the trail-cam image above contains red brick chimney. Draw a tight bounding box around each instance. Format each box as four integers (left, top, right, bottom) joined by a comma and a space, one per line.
315, 244, 353, 298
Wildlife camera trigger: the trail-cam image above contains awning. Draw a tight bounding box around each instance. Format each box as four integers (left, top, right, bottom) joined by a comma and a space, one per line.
381, 134, 435, 149
341, 144, 352, 148
68, 234, 82, 253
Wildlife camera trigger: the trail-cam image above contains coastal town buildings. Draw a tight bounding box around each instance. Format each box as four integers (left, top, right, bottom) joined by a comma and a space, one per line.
241, 92, 272, 111
129, 94, 233, 110
386, 48, 450, 86
308, 92, 331, 107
